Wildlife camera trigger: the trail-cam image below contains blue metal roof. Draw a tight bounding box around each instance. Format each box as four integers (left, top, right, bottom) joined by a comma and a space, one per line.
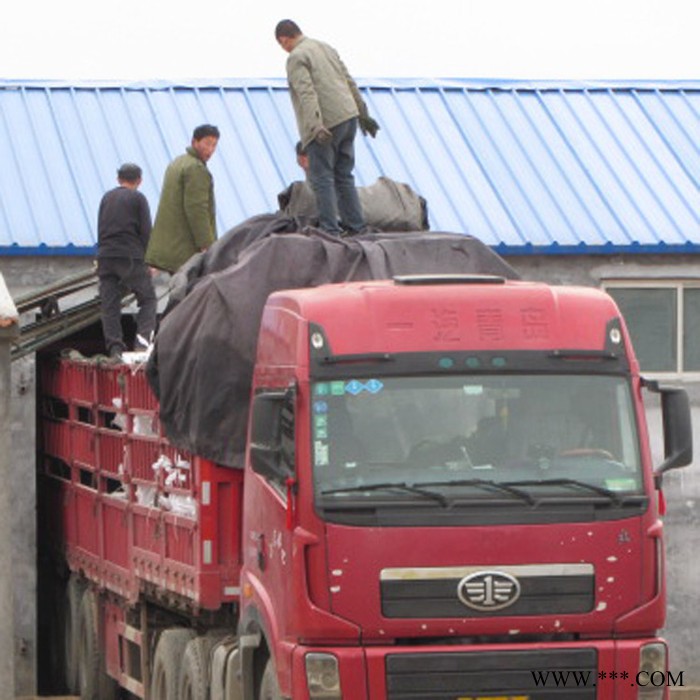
0, 78, 698, 256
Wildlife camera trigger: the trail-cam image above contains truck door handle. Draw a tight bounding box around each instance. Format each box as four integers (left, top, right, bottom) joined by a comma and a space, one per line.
256, 533, 266, 571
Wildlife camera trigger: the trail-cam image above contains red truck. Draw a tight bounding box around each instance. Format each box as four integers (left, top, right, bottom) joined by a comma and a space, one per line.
39, 273, 692, 700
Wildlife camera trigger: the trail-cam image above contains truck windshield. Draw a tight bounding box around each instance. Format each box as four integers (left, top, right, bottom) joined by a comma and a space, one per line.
311, 374, 642, 503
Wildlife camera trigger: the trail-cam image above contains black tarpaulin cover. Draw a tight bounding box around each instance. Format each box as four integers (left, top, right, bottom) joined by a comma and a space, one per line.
147, 217, 519, 467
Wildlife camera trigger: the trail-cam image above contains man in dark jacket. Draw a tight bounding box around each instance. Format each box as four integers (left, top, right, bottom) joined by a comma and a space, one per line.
275, 19, 379, 235
146, 124, 220, 273
97, 163, 156, 358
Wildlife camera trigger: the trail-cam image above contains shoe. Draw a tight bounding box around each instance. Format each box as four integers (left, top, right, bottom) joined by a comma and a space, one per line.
340, 225, 375, 238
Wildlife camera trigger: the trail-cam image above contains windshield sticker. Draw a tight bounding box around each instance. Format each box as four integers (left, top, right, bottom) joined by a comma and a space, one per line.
365, 379, 384, 393
314, 414, 328, 431
331, 381, 345, 395
605, 478, 638, 492
314, 441, 329, 467
314, 382, 330, 396
313, 400, 328, 414
345, 379, 385, 395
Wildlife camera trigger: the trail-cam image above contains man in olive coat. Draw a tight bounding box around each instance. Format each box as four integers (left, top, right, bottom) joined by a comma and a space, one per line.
146, 124, 220, 273
275, 19, 379, 235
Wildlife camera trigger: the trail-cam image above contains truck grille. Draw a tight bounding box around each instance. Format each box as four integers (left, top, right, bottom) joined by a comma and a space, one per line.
380, 565, 594, 618
386, 648, 597, 699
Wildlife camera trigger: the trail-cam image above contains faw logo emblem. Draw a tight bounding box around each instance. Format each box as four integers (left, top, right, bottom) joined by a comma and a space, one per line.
457, 571, 521, 611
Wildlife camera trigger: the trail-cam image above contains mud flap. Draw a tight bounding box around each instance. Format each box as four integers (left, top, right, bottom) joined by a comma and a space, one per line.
210, 633, 260, 700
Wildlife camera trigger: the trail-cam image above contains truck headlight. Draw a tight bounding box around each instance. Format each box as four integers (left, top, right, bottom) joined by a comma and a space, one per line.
638, 642, 666, 699
305, 652, 341, 699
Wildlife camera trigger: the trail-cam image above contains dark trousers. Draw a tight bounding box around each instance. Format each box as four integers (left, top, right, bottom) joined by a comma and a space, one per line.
306, 117, 365, 235
98, 257, 157, 354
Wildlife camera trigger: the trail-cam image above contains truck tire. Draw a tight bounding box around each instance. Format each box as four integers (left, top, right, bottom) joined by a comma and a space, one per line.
259, 657, 281, 700
76, 589, 119, 700
150, 627, 196, 700
179, 636, 216, 700
64, 574, 85, 694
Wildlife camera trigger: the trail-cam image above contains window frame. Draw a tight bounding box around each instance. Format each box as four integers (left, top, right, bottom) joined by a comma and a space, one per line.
602, 279, 700, 380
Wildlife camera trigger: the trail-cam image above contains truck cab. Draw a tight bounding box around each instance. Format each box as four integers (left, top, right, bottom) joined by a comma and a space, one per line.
241, 276, 691, 699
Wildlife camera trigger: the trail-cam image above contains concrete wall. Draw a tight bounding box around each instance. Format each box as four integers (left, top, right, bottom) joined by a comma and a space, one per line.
2, 257, 93, 299
4, 257, 93, 695
4, 252, 700, 688
1, 275, 20, 699
2, 260, 43, 696
10, 355, 36, 695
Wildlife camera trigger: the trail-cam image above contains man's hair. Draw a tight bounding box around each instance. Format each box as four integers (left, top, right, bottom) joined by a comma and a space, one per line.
275, 19, 302, 39
192, 124, 220, 141
117, 163, 142, 182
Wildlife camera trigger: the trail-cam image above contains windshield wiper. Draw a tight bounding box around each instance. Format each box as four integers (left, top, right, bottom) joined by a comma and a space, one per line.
503, 478, 635, 505
419, 478, 537, 506
321, 477, 640, 509
321, 481, 448, 506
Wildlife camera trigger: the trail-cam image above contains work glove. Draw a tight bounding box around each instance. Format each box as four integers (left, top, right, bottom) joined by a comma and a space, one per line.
359, 115, 380, 138
313, 126, 333, 145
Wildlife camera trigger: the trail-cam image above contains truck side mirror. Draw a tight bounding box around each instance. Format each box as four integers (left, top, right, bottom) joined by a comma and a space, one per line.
249, 388, 295, 481
653, 385, 693, 475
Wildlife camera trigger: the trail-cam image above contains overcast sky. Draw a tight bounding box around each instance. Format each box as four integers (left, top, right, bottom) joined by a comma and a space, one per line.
1, 0, 698, 81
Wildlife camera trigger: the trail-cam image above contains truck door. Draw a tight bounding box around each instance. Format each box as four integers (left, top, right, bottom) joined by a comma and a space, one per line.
243, 387, 297, 672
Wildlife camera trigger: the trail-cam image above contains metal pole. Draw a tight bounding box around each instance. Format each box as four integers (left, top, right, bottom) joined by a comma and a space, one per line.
0, 273, 18, 700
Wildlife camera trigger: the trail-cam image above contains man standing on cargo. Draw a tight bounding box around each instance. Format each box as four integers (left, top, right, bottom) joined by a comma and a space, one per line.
275, 20, 379, 235
146, 124, 220, 273
97, 163, 157, 358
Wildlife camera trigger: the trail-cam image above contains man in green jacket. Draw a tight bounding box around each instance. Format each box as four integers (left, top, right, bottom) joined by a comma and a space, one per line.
275, 19, 379, 236
146, 124, 220, 273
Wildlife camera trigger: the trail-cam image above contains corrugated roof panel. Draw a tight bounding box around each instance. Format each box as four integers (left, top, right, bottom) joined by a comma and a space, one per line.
513, 91, 611, 247
139, 88, 189, 153
455, 90, 552, 246
207, 89, 281, 218
1, 78, 698, 256
543, 90, 655, 247
355, 89, 418, 184
47, 89, 104, 242
421, 89, 516, 245
536, 90, 637, 247
613, 92, 700, 240
482, 90, 583, 247
635, 90, 700, 190
246, 87, 301, 188
488, 92, 575, 245
368, 88, 473, 234
10, 87, 93, 248
584, 91, 687, 245
0, 90, 41, 248
438, 90, 525, 246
